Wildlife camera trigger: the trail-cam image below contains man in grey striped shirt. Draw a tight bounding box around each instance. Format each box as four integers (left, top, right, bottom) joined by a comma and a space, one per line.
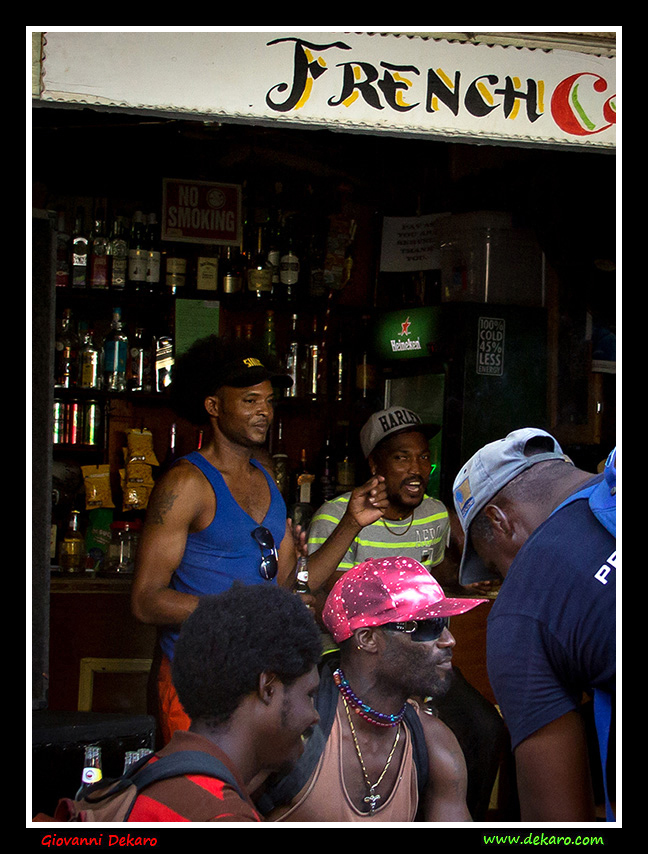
305, 406, 450, 595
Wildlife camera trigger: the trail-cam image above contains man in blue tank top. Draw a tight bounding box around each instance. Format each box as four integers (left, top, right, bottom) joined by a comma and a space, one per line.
131, 335, 296, 743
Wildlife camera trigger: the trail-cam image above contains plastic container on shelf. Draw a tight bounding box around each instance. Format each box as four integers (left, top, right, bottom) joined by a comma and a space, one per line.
438, 211, 545, 306
101, 520, 142, 575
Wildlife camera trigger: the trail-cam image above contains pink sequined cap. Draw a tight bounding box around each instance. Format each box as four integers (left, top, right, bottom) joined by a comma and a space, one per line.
323, 556, 485, 642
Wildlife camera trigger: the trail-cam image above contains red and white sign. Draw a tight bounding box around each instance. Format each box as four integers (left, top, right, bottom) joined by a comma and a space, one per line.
162, 178, 241, 245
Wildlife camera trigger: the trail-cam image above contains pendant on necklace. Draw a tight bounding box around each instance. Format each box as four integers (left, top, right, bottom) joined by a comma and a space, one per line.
364, 787, 381, 814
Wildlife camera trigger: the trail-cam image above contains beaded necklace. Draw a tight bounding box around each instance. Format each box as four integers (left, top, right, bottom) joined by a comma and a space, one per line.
333, 668, 407, 727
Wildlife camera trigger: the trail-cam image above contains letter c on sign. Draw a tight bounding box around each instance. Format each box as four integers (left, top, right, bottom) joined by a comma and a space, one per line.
551, 72, 616, 136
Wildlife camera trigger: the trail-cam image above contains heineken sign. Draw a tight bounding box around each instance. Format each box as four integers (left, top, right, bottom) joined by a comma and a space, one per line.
375, 307, 440, 361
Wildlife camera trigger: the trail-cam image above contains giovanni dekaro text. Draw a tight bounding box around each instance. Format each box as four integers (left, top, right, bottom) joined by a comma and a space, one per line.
264, 37, 616, 138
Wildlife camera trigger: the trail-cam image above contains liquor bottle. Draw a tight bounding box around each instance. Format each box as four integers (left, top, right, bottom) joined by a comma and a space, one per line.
145, 213, 162, 294
280, 232, 300, 302
271, 418, 290, 500
293, 556, 311, 596
70, 207, 89, 289
103, 308, 129, 392
291, 448, 315, 528
78, 327, 101, 390
196, 246, 219, 293
77, 745, 103, 798
285, 313, 307, 398
108, 216, 128, 291
154, 334, 174, 393
316, 433, 337, 506
263, 310, 277, 360
220, 245, 243, 302
55, 211, 70, 288
58, 510, 86, 573
162, 422, 178, 470
164, 243, 187, 295
307, 317, 321, 401
128, 211, 147, 289
267, 218, 282, 293
247, 225, 273, 300
54, 308, 78, 389
128, 328, 153, 393
335, 427, 356, 495
89, 208, 109, 289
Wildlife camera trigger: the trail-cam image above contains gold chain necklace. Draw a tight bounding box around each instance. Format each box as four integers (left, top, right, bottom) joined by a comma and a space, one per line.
380, 511, 414, 536
342, 695, 401, 815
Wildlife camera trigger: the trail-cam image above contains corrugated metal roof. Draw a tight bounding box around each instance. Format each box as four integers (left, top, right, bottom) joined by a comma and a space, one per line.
369, 31, 617, 57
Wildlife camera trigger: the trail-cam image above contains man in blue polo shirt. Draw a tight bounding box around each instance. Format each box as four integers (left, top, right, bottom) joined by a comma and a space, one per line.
453, 429, 616, 822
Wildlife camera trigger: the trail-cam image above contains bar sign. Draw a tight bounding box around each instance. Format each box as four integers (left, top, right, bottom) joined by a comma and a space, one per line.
162, 178, 241, 245
476, 317, 505, 376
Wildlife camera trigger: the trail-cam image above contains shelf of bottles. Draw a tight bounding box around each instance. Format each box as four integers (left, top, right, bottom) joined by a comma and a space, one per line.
50, 190, 383, 575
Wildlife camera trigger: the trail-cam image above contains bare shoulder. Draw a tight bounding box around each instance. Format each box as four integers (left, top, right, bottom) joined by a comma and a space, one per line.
418, 707, 468, 779
145, 459, 213, 527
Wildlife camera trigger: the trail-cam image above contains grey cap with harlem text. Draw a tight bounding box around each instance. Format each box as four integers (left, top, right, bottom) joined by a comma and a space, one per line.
360, 406, 439, 459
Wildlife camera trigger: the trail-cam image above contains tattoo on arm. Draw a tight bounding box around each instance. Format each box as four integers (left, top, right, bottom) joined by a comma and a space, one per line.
148, 486, 179, 525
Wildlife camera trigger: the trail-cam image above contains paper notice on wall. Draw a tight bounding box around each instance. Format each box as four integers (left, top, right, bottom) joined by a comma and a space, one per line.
379, 213, 447, 273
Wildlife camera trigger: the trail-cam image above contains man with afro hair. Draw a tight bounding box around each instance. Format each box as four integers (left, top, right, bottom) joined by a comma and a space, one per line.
126, 583, 322, 822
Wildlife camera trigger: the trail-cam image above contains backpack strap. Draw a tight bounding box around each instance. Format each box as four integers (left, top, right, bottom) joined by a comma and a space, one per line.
84, 749, 245, 818
403, 703, 429, 793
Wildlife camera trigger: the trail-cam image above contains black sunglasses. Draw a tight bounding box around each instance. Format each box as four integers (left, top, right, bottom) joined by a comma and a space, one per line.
382, 617, 450, 643
251, 526, 278, 580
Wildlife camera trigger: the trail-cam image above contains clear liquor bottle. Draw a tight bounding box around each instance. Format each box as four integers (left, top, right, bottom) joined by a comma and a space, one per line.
58, 510, 86, 574
54, 308, 78, 389
128, 211, 147, 290
103, 308, 129, 392
78, 328, 101, 390
108, 216, 128, 291
89, 208, 109, 289
70, 207, 89, 289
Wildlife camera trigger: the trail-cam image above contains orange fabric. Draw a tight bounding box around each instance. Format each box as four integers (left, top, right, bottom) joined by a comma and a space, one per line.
157, 654, 191, 744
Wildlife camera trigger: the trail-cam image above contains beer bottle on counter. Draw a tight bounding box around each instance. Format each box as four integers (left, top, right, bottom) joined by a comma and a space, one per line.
76, 745, 103, 798
293, 555, 311, 596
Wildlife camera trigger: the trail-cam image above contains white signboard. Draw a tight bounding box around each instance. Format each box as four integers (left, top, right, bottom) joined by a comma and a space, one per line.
38, 31, 616, 150
380, 214, 445, 272
476, 317, 506, 376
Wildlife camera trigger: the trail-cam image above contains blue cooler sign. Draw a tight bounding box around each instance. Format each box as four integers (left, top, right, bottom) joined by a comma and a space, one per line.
476, 316, 505, 376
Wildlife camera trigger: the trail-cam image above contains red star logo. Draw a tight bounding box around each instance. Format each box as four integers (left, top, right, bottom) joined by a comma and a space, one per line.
400, 317, 411, 336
